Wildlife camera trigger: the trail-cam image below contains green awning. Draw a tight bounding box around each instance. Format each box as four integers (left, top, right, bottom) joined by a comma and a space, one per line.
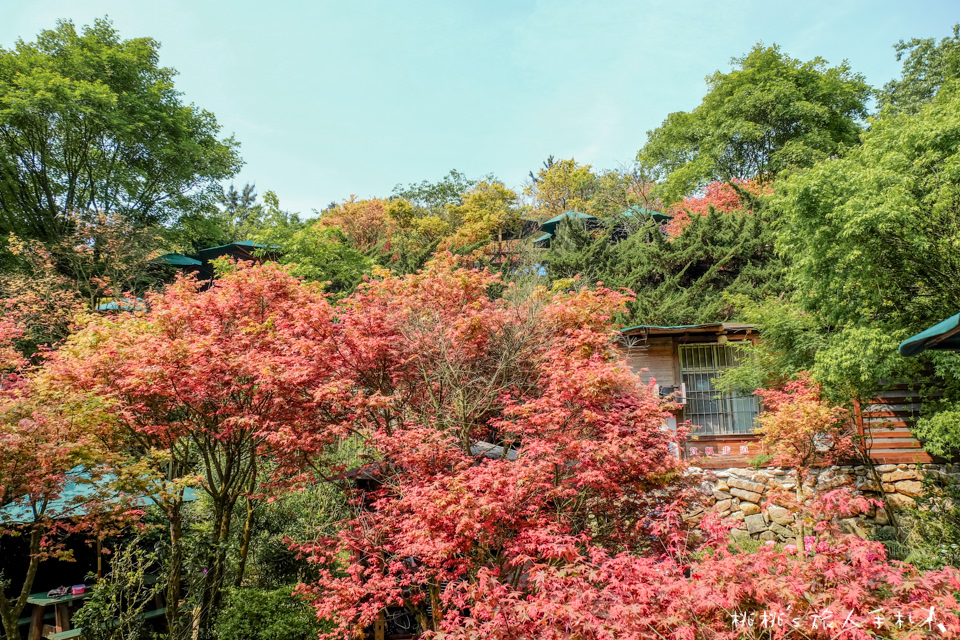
154, 253, 202, 266
539, 211, 596, 236
899, 312, 960, 356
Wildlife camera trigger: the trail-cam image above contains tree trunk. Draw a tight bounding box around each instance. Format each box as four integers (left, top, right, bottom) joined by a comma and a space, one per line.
235, 459, 259, 588
0, 596, 20, 640
430, 582, 441, 630
795, 473, 805, 552
0, 528, 43, 640
235, 496, 256, 588
196, 495, 234, 634
165, 506, 185, 636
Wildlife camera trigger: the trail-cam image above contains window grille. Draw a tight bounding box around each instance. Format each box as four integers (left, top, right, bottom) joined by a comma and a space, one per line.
679, 343, 759, 435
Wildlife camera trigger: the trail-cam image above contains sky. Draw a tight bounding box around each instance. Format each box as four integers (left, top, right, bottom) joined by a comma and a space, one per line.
1, 0, 958, 215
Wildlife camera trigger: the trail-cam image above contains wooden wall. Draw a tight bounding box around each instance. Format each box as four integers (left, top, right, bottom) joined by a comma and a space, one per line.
624, 338, 677, 388
855, 387, 934, 464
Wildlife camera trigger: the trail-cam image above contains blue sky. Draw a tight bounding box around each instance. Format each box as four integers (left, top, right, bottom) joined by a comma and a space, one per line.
2, 1, 958, 214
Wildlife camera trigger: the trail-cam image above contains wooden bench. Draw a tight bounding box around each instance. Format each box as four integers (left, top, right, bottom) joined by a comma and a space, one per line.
19, 612, 54, 628
47, 607, 166, 640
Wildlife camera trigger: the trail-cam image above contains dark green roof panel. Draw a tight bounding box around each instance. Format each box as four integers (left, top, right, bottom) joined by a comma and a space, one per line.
899, 312, 960, 357
540, 211, 597, 235
155, 253, 202, 266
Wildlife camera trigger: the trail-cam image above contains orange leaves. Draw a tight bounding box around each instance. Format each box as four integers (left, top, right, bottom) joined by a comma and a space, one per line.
316, 197, 396, 254
665, 179, 767, 236
755, 373, 857, 475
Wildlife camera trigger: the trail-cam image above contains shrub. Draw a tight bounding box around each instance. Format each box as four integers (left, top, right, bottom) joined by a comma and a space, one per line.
214, 585, 323, 640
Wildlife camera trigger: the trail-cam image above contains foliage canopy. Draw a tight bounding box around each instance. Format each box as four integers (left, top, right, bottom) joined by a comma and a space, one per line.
638, 44, 870, 203
0, 18, 241, 244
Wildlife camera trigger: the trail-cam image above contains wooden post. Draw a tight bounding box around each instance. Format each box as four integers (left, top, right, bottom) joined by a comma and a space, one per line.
28, 605, 44, 640
374, 610, 386, 640
853, 397, 865, 437
54, 603, 70, 632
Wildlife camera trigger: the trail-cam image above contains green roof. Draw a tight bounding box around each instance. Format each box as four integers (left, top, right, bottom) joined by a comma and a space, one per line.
532, 233, 552, 244
194, 241, 282, 263
899, 312, 960, 356
197, 240, 269, 253
619, 322, 754, 335
0, 466, 198, 525
540, 211, 597, 235
154, 253, 202, 266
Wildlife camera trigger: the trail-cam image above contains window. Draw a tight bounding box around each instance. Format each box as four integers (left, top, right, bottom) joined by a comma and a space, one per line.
679, 343, 758, 435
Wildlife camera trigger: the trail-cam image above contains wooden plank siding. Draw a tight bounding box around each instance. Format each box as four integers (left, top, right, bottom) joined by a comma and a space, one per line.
624, 339, 677, 388
854, 386, 936, 464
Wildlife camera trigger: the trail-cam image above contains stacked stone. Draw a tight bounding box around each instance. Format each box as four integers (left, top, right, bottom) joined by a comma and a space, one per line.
688, 463, 954, 542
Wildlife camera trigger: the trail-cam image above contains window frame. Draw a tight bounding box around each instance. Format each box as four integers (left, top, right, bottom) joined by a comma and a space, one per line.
678, 341, 759, 436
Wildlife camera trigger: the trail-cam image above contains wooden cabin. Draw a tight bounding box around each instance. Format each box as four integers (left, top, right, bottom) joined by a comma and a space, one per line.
620, 323, 935, 469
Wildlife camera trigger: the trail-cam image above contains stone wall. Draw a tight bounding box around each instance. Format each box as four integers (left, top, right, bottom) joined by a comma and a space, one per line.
688, 463, 958, 542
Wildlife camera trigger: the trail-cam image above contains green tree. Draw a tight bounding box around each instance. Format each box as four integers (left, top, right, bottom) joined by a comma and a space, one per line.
0, 18, 240, 244
769, 79, 960, 451
216, 183, 265, 242
391, 169, 484, 217
251, 192, 367, 296
525, 157, 599, 220
881, 24, 960, 114
545, 205, 784, 326
444, 180, 525, 246
261, 223, 370, 297
637, 44, 871, 203
526, 157, 659, 220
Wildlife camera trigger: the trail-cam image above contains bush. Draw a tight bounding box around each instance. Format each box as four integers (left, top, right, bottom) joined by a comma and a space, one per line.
214, 585, 323, 640
897, 471, 960, 570
71, 542, 165, 640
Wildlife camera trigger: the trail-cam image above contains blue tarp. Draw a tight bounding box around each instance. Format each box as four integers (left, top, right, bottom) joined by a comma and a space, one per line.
95, 298, 146, 312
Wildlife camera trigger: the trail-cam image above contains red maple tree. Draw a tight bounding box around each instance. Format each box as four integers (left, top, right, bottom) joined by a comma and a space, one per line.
294, 254, 692, 637
294, 256, 960, 640
665, 179, 765, 236
0, 372, 133, 639
49, 261, 339, 634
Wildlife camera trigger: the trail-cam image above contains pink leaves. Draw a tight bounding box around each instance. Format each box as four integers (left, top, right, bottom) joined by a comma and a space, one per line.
38, 255, 960, 639
290, 255, 694, 638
